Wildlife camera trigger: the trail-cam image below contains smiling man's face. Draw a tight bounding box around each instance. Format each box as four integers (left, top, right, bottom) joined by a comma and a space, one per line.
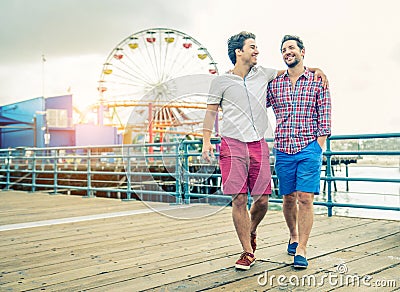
281, 40, 305, 68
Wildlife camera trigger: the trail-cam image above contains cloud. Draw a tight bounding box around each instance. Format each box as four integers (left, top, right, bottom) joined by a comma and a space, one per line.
0, 0, 197, 64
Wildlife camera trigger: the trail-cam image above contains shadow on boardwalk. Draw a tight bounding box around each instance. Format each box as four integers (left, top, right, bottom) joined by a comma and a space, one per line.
0, 191, 399, 291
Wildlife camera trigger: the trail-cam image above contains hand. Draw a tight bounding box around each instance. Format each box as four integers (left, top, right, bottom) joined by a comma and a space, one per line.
201, 142, 214, 163
314, 69, 329, 89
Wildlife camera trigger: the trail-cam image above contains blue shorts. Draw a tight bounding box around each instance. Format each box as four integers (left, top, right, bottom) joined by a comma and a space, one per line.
274, 140, 323, 196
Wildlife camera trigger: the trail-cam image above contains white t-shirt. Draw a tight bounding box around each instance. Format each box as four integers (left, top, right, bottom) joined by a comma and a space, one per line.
207, 66, 277, 142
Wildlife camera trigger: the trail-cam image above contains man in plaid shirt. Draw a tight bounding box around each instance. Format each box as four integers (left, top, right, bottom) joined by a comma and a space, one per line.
266, 35, 331, 269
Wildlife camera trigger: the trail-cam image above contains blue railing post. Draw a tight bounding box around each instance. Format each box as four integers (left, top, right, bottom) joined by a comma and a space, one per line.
175, 142, 183, 204
247, 192, 252, 210
31, 150, 36, 193
53, 149, 58, 194
86, 148, 93, 197
182, 142, 189, 204
126, 146, 132, 200
5, 149, 11, 190
326, 138, 333, 217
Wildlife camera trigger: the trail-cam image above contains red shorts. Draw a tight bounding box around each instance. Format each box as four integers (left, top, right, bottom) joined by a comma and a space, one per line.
219, 137, 271, 196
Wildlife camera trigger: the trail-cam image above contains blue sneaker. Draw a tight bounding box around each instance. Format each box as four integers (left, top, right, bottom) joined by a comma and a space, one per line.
287, 240, 298, 256
293, 255, 308, 269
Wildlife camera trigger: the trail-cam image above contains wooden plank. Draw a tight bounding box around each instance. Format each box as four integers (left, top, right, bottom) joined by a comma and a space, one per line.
0, 191, 398, 292
0, 211, 330, 288
0, 208, 273, 272
350, 265, 399, 292
0, 211, 363, 271
0, 204, 233, 242
195, 234, 399, 292
276, 242, 400, 292
0, 210, 236, 263
0, 191, 151, 224
33, 222, 394, 289
134, 221, 398, 292
326, 247, 400, 292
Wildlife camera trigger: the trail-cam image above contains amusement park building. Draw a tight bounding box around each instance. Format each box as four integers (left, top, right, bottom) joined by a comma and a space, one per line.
0, 94, 119, 148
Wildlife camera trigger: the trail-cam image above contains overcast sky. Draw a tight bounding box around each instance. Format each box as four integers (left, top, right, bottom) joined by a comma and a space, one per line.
0, 0, 399, 134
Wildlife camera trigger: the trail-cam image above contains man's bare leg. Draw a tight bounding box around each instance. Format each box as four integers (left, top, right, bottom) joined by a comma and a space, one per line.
295, 191, 314, 257
232, 193, 252, 253
283, 192, 299, 244
250, 194, 269, 234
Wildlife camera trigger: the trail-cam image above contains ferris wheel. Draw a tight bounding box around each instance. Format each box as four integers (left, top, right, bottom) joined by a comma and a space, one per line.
98, 28, 218, 102
95, 28, 219, 144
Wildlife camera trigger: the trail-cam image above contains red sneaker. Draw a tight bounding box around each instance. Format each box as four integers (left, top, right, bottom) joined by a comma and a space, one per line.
251, 233, 257, 253
235, 251, 255, 270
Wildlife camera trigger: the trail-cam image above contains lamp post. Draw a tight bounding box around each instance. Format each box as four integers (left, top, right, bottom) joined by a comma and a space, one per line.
42, 54, 46, 98
40, 54, 50, 148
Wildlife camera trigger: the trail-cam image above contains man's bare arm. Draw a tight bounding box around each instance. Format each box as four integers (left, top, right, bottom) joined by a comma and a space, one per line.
308, 67, 329, 88
277, 69, 286, 77
202, 104, 219, 162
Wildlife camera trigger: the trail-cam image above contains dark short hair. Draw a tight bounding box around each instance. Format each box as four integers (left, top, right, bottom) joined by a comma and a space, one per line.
227, 31, 256, 65
280, 35, 304, 52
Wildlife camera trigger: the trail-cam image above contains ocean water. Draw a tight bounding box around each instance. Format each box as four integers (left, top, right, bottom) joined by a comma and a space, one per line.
315, 165, 400, 220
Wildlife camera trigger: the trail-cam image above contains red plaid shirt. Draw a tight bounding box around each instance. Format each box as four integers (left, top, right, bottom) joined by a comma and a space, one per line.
266, 68, 331, 154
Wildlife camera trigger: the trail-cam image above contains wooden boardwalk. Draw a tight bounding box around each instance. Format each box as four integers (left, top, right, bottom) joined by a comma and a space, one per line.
0, 191, 398, 292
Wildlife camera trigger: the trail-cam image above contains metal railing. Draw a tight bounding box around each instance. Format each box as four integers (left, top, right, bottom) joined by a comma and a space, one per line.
0, 143, 182, 203
323, 133, 400, 216
0, 133, 399, 217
